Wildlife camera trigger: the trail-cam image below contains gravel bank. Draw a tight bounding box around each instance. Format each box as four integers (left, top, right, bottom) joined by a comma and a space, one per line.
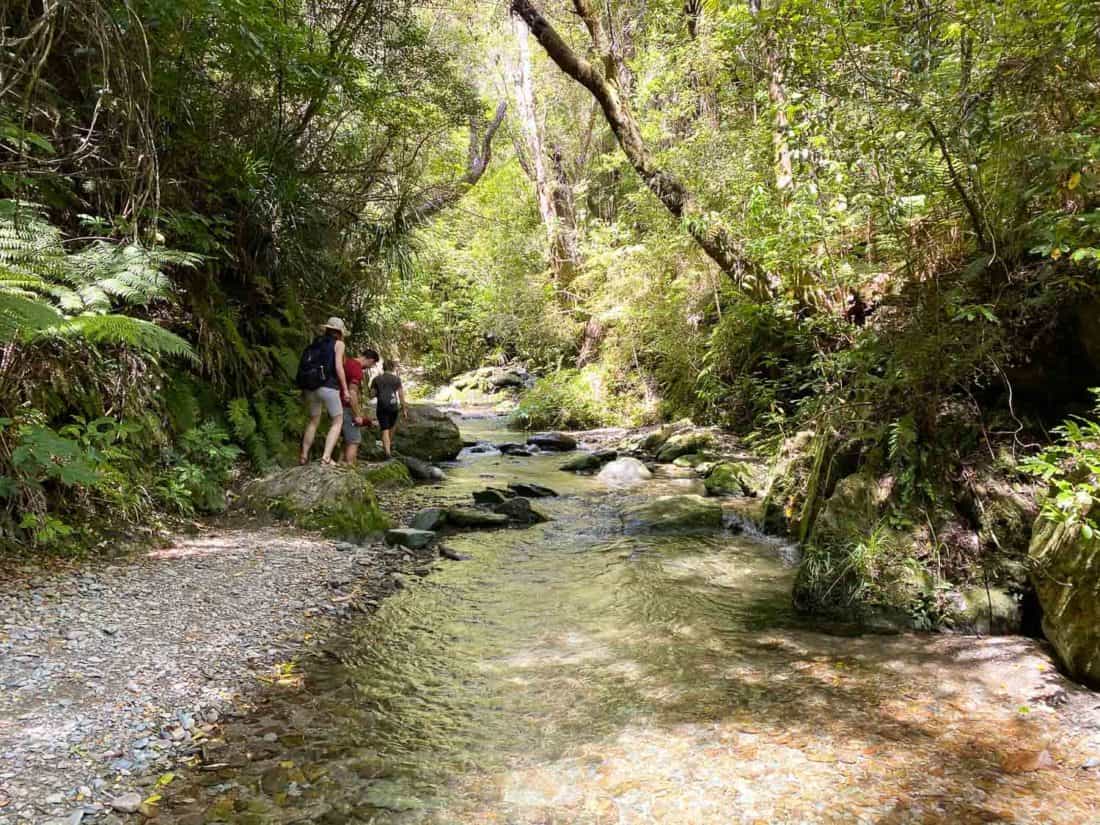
0, 522, 432, 824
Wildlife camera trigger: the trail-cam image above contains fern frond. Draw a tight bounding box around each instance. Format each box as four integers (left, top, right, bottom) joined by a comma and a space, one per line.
44, 315, 197, 361
0, 293, 63, 341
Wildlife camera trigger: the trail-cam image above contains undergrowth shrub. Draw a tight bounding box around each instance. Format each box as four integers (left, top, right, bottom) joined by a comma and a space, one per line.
510, 365, 648, 430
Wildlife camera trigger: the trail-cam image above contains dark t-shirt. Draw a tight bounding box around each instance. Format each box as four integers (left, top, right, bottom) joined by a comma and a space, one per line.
342, 358, 363, 408
371, 372, 402, 411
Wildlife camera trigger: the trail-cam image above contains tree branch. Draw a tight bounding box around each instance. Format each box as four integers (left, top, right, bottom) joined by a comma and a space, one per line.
509, 0, 759, 282
404, 99, 508, 227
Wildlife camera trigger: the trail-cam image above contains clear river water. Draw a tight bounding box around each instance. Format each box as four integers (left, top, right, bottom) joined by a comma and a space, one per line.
162, 413, 1100, 825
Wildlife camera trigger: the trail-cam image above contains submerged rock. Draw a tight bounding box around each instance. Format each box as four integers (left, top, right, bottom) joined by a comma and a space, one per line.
445, 507, 510, 528
493, 497, 549, 525
623, 494, 723, 534
526, 432, 577, 452
497, 442, 533, 457
1029, 515, 1100, 687
508, 482, 557, 498
598, 457, 653, 486
473, 488, 511, 505
561, 453, 603, 473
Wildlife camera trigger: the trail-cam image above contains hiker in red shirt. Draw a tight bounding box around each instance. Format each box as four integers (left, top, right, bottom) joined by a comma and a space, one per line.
341, 348, 379, 464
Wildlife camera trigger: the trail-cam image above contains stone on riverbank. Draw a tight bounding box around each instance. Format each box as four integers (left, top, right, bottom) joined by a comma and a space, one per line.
238, 463, 390, 539
411, 507, 448, 531
1029, 514, 1100, 688
398, 454, 446, 482
385, 528, 437, 549
527, 432, 577, 452
393, 405, 463, 462
623, 494, 723, 534
598, 457, 653, 486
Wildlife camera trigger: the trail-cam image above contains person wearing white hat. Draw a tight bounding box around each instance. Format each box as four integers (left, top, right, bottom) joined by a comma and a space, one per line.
298, 317, 351, 465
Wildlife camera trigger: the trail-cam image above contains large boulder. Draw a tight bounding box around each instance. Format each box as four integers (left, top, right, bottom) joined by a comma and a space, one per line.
813, 471, 892, 539
598, 457, 653, 486
623, 495, 723, 534
1029, 514, 1100, 688
392, 405, 462, 462
237, 463, 390, 539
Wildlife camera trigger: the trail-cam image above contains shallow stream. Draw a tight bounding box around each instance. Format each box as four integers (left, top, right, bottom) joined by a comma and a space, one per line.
164, 414, 1100, 824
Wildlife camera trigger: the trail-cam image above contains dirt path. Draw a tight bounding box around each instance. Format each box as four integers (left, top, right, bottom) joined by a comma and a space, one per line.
0, 523, 429, 824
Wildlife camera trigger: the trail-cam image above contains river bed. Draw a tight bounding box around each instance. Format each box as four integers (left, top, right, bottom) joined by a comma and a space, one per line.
161, 413, 1100, 824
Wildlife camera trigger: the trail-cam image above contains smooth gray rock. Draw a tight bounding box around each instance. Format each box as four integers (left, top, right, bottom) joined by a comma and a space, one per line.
598, 457, 653, 486
384, 528, 437, 549
411, 508, 447, 532
108, 793, 142, 814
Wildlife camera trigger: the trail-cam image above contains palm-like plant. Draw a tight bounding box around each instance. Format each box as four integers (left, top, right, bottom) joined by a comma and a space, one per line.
0, 200, 197, 359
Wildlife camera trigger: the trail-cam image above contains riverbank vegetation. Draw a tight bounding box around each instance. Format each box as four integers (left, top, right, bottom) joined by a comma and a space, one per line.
2, 0, 1099, 652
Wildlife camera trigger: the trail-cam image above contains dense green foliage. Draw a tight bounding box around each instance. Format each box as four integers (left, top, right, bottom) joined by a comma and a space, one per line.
2, 0, 1099, 567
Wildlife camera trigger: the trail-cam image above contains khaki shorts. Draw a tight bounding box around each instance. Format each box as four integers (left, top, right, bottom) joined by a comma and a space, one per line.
305, 386, 342, 418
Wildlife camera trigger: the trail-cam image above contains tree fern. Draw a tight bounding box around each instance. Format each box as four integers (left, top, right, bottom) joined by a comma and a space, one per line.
0, 199, 198, 361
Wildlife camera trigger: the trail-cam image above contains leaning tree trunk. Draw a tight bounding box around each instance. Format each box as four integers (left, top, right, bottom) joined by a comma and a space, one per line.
509, 0, 762, 287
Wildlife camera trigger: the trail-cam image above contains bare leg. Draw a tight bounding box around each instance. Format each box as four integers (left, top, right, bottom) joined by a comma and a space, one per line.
343, 442, 359, 464
321, 416, 342, 464
381, 428, 392, 458
300, 413, 322, 464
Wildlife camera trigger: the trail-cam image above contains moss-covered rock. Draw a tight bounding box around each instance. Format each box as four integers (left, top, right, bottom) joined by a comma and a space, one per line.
951, 586, 1023, 635
623, 494, 723, 534
1029, 514, 1100, 688
704, 462, 754, 496
359, 459, 413, 489
760, 430, 817, 535
656, 430, 713, 463
238, 463, 390, 540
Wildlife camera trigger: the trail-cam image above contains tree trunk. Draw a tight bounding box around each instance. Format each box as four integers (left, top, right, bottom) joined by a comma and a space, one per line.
509, 0, 761, 285
512, 16, 583, 288
749, 0, 793, 193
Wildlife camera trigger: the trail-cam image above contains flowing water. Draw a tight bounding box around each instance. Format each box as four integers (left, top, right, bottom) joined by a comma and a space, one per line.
164, 414, 1100, 824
